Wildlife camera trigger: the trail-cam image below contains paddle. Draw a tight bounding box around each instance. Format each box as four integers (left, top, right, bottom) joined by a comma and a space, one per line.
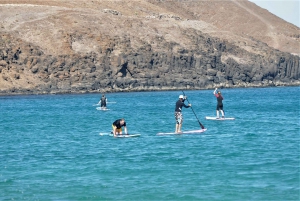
181, 90, 205, 129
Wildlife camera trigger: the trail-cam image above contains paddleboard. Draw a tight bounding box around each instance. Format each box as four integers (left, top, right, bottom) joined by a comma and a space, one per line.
99, 132, 110, 136
96, 107, 110, 111
109, 134, 141, 138
93, 102, 115, 106
156, 128, 207, 136
205, 116, 235, 120
99, 133, 141, 137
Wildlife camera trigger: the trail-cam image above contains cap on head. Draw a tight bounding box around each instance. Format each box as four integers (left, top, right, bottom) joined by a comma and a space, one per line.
179, 95, 184, 99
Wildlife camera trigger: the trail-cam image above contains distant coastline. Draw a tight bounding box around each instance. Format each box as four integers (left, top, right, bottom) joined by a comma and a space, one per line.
1, 82, 299, 96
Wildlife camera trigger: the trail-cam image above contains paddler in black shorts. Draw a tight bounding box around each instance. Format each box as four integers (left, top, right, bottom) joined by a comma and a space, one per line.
213, 88, 225, 119
175, 95, 191, 133
99, 94, 107, 109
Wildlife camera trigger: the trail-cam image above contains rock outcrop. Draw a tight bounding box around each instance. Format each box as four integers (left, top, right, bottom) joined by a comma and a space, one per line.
0, 0, 299, 95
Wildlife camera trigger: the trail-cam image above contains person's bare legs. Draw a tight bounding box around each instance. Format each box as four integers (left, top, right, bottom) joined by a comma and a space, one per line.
177, 123, 182, 133
221, 110, 225, 118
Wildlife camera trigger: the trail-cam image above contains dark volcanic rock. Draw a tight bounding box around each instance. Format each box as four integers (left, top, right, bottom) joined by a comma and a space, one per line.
0, 1, 299, 95
0, 31, 299, 95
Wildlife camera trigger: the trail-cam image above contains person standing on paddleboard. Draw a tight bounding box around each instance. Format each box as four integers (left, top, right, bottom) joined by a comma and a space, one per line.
213, 88, 225, 119
99, 94, 107, 109
112, 118, 128, 137
175, 95, 191, 133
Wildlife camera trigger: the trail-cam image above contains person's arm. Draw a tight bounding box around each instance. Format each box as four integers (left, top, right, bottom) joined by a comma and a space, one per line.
124, 126, 128, 135
213, 88, 217, 95
112, 120, 117, 136
183, 102, 191, 108
214, 88, 218, 98
181, 97, 191, 108
113, 127, 117, 136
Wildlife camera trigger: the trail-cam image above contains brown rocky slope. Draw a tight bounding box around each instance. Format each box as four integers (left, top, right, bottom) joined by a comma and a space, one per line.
0, 0, 299, 95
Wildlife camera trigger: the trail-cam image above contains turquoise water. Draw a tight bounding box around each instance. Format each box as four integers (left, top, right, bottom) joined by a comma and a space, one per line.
1, 87, 299, 201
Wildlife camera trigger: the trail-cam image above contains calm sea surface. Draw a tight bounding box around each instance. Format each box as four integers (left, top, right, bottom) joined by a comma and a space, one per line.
1, 87, 299, 201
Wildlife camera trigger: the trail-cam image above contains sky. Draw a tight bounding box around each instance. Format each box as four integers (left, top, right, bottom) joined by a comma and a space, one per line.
248, 0, 300, 27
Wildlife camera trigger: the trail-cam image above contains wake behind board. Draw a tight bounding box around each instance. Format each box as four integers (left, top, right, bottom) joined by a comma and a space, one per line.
96, 107, 110, 111
156, 128, 207, 136
205, 116, 235, 120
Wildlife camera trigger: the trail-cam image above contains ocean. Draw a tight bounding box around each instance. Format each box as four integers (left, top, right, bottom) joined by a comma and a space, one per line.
0, 86, 299, 201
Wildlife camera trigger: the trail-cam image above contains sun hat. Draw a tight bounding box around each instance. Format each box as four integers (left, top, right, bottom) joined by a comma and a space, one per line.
179, 95, 184, 99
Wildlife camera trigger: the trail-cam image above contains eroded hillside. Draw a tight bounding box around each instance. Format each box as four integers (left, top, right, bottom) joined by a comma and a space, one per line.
0, 0, 299, 94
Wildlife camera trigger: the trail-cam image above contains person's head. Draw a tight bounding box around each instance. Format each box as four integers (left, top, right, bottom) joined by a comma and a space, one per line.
102, 94, 105, 97
218, 91, 221, 94
179, 95, 184, 100
120, 118, 125, 125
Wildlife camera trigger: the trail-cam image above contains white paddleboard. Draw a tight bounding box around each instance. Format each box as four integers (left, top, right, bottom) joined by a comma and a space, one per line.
109, 134, 141, 138
156, 128, 207, 136
99, 132, 110, 136
99, 133, 141, 137
205, 116, 235, 120
96, 107, 110, 111
94, 102, 116, 106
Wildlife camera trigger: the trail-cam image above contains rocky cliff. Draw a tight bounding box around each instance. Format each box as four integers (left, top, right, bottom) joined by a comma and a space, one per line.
0, 0, 299, 95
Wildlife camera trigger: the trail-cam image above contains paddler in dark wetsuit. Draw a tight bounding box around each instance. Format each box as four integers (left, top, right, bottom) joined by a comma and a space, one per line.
175, 95, 191, 133
99, 94, 107, 109
112, 118, 128, 137
213, 88, 225, 119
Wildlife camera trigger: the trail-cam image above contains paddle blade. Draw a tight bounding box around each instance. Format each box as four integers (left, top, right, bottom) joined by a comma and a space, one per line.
199, 121, 205, 129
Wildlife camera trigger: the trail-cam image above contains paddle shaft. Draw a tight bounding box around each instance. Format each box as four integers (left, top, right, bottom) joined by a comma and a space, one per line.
182, 90, 205, 129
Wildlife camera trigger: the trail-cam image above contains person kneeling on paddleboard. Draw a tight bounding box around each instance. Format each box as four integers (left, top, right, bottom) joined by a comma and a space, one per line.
112, 118, 128, 137
175, 95, 191, 133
